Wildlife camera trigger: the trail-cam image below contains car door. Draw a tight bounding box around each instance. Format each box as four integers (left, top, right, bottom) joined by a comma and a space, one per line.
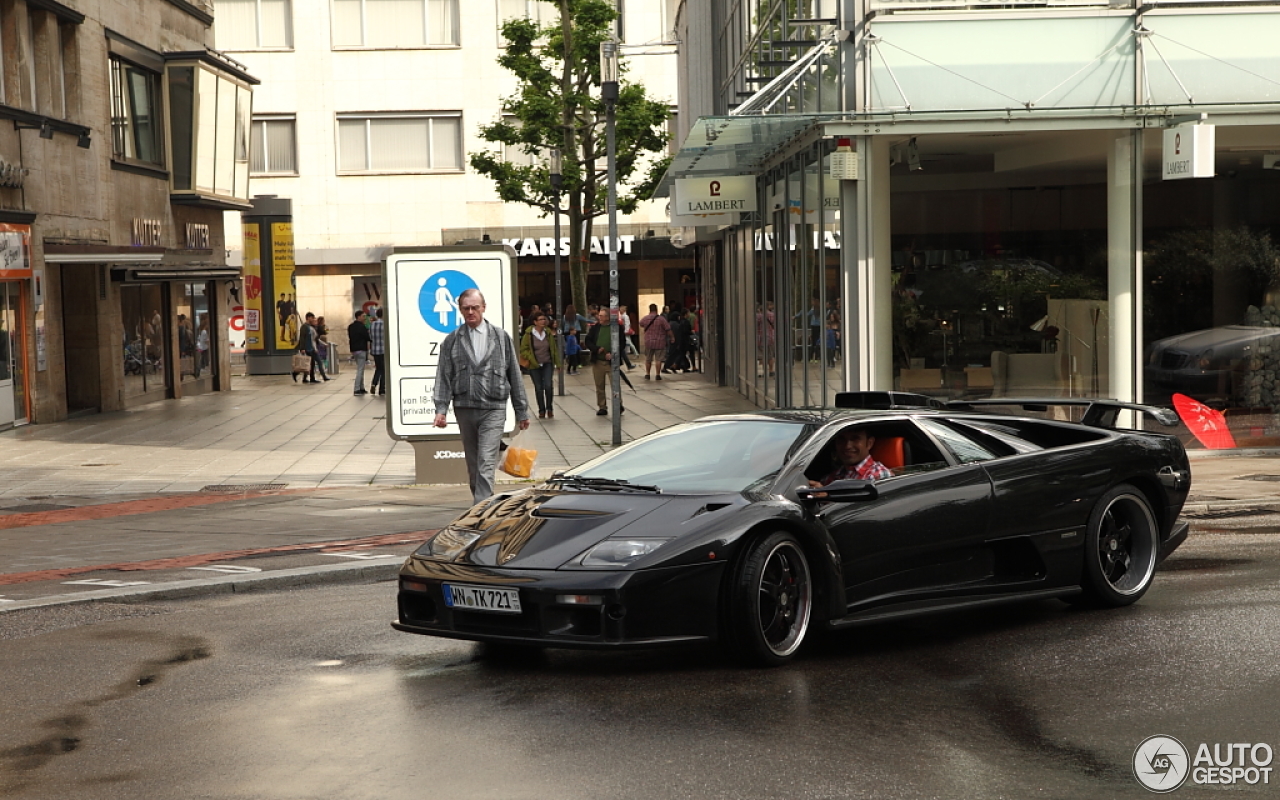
814, 421, 995, 612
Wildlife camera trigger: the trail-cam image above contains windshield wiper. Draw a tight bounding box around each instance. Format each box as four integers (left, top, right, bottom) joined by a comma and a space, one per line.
551, 476, 662, 494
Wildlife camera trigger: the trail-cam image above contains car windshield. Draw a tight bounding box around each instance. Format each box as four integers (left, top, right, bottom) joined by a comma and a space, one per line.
563, 419, 807, 494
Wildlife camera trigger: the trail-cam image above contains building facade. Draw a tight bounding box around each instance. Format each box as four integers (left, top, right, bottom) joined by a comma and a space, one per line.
0, 0, 253, 431
213, 0, 683, 359
671, 0, 1280, 446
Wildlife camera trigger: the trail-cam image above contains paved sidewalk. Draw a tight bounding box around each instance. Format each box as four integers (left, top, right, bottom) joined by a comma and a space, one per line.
1, 368, 1278, 612
0, 369, 755, 496
0, 368, 755, 610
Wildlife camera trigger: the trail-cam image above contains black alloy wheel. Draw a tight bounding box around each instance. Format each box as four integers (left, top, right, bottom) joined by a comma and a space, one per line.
1080, 484, 1160, 607
727, 531, 813, 666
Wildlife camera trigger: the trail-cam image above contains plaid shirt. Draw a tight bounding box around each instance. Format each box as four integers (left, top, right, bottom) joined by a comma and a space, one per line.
369, 318, 386, 355
821, 455, 892, 484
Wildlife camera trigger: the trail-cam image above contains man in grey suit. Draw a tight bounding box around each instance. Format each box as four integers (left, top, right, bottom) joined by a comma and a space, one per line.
432, 288, 531, 504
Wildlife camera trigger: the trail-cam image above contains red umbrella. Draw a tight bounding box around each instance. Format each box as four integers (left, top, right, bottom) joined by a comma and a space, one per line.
1172, 393, 1237, 450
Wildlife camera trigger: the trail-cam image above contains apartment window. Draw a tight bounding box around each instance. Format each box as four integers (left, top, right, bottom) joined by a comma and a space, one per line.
332, 0, 458, 47
214, 0, 292, 50
251, 116, 297, 175
500, 115, 546, 168
497, 0, 551, 43
110, 58, 164, 167
0, 4, 7, 105
337, 114, 462, 173
22, 12, 38, 109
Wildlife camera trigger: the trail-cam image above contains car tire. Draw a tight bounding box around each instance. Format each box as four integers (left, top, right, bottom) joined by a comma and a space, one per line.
726, 531, 813, 667
1079, 484, 1160, 607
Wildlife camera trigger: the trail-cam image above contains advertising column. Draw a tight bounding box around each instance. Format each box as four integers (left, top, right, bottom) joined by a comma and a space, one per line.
241, 196, 296, 374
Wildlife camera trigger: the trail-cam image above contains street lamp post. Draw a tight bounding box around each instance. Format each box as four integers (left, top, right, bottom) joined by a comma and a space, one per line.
550, 148, 564, 397
601, 38, 622, 446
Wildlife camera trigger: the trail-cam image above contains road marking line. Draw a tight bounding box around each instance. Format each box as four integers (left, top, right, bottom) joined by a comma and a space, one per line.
62, 579, 152, 587
319, 552, 400, 560
188, 565, 264, 574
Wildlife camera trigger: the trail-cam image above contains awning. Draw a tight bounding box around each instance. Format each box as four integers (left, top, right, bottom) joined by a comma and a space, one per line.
654, 114, 825, 199
656, 101, 1280, 200
112, 265, 241, 282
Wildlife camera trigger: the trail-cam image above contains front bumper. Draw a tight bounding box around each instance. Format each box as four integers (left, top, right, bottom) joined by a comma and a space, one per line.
392, 557, 726, 649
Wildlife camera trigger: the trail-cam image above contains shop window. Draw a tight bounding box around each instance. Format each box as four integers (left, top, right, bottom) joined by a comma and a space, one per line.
250, 116, 297, 175
332, 0, 458, 48
110, 57, 164, 167
121, 285, 168, 398
213, 0, 293, 50
176, 282, 216, 383
337, 113, 461, 173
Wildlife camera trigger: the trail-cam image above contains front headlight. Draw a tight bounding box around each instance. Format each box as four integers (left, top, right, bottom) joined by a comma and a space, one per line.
415, 528, 481, 560
580, 538, 671, 567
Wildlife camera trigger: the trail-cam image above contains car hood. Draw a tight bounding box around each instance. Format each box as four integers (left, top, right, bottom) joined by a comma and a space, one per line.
1150, 325, 1271, 355
438, 489, 673, 569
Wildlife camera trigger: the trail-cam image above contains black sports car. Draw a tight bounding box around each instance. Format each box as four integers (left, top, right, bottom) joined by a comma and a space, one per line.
393, 393, 1191, 666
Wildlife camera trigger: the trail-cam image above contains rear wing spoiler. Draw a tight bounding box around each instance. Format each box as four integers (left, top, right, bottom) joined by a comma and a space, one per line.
946, 398, 1180, 429
835, 391, 1178, 429
834, 391, 948, 410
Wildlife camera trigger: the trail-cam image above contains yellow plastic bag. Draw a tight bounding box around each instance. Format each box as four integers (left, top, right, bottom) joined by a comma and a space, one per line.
500, 431, 538, 478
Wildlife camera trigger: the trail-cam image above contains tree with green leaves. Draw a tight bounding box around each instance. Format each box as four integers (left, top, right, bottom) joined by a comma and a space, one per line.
469, 0, 671, 316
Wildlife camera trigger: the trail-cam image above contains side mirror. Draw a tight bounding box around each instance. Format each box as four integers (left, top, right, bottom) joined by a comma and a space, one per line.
796, 479, 879, 503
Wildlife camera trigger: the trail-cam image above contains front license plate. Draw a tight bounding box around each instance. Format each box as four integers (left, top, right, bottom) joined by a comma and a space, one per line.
442, 583, 522, 614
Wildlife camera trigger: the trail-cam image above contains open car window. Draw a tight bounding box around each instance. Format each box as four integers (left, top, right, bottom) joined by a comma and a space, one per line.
916, 418, 1010, 463
565, 419, 807, 494
804, 421, 949, 483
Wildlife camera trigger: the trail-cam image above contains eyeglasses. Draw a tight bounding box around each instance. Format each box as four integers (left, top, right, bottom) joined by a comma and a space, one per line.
460, 304, 483, 312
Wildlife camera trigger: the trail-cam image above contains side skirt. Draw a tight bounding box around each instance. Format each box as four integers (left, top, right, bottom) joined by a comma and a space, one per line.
824, 586, 1080, 630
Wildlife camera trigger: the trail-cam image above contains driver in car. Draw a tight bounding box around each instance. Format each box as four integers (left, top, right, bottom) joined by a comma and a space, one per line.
809, 428, 893, 487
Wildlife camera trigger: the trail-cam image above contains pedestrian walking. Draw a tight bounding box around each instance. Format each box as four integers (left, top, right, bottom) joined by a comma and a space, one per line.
432, 288, 531, 504
639, 303, 672, 381
562, 303, 591, 334
519, 310, 562, 419
618, 304, 636, 369
297, 313, 329, 383
663, 305, 691, 374
586, 308, 623, 416
564, 328, 582, 374
369, 308, 386, 395
348, 310, 371, 395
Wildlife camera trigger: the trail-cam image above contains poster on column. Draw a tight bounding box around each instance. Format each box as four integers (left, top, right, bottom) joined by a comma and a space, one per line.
242, 223, 264, 350
383, 246, 516, 440
271, 222, 298, 350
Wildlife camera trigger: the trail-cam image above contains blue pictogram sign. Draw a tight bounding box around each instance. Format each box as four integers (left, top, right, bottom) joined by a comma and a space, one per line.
419, 270, 479, 333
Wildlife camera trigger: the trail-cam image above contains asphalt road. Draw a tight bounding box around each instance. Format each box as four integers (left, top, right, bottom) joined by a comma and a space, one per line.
2, 531, 1279, 800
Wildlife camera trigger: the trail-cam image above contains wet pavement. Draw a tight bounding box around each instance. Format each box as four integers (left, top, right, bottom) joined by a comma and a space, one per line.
0, 369, 1278, 611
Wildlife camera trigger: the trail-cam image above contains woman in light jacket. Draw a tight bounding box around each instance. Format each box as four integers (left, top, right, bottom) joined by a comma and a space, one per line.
519, 311, 563, 419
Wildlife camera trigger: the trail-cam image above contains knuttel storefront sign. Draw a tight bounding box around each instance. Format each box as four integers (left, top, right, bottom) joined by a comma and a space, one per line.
674, 176, 758, 215
1163, 124, 1215, 181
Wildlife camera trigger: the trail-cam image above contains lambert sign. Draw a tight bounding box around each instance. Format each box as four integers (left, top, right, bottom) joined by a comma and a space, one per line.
674, 176, 758, 215
1162, 124, 1215, 181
